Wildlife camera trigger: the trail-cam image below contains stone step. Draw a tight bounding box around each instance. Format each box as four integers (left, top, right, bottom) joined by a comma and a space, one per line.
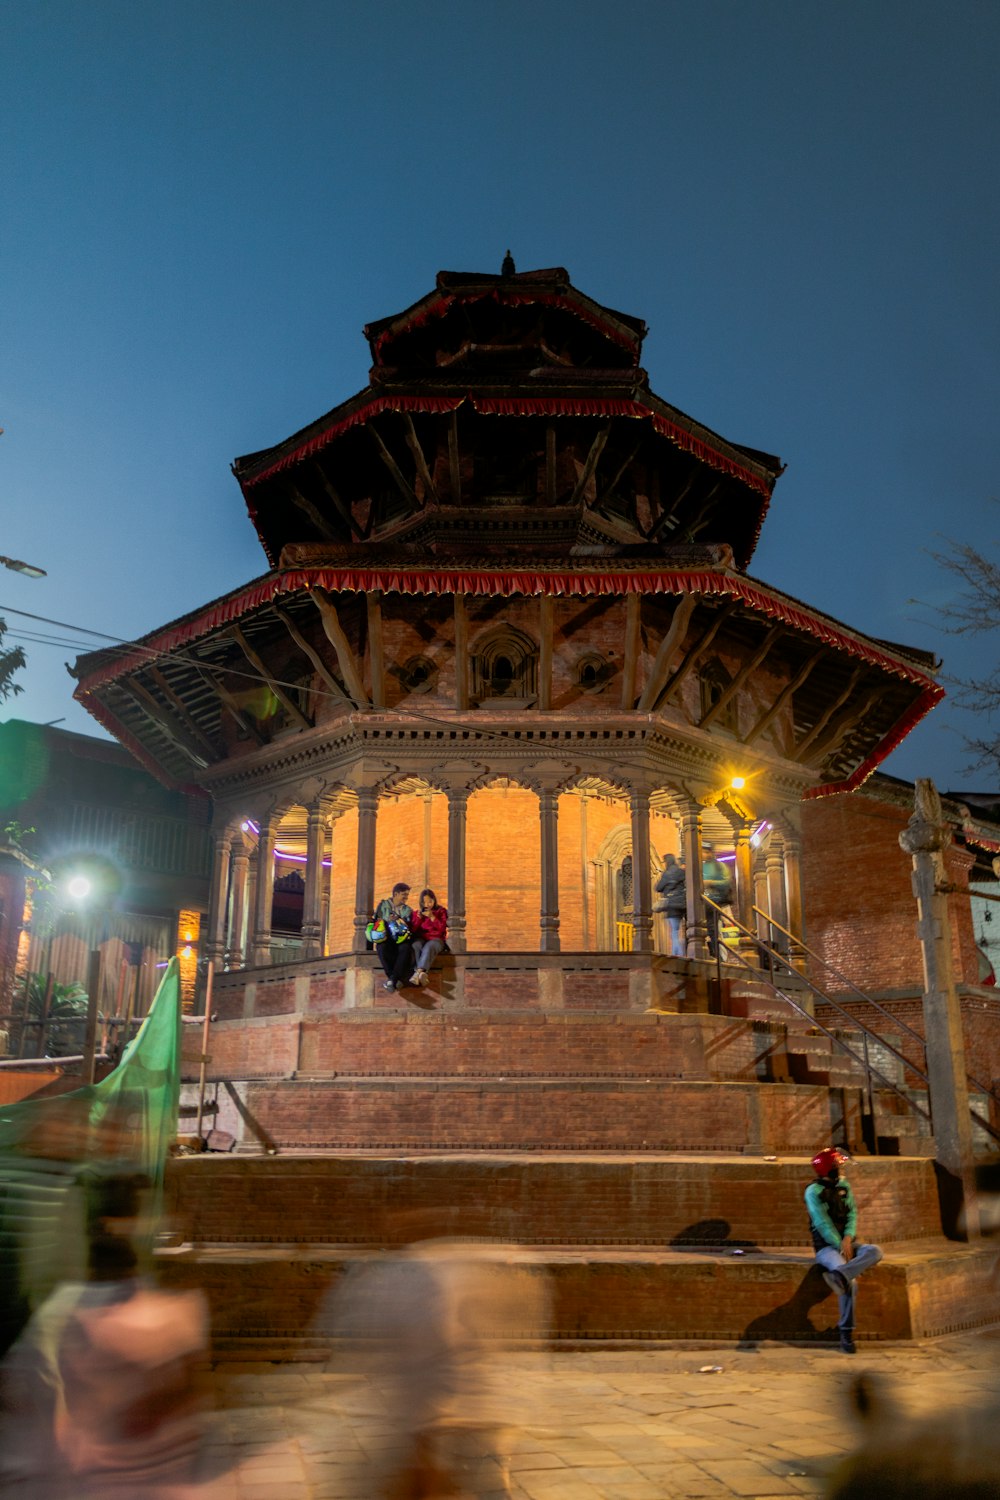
156, 1237, 1000, 1352
227, 1075, 863, 1153
163, 1152, 943, 1250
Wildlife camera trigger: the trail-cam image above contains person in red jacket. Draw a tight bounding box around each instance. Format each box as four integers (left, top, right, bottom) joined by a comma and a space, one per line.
410, 888, 448, 987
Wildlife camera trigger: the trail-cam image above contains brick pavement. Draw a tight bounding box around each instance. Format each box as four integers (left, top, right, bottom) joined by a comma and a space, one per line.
193, 1330, 1000, 1499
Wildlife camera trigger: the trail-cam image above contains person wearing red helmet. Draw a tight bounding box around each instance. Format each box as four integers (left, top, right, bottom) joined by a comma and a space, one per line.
805, 1149, 883, 1354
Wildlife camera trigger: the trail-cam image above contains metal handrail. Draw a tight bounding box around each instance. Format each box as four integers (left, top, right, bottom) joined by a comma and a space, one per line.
754, 903, 1000, 1109
702, 897, 932, 1127
706, 896, 1000, 1147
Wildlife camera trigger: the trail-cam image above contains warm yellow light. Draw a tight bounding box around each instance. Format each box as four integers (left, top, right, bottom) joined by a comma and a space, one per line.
730, 776, 746, 791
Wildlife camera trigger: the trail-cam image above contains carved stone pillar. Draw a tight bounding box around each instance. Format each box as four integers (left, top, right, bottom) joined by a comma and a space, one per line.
447, 789, 468, 952
753, 856, 770, 948
734, 822, 758, 962
352, 789, 378, 953
227, 837, 251, 970
900, 778, 978, 1239
782, 832, 807, 974
765, 838, 788, 951
678, 801, 707, 960
302, 801, 328, 960
250, 818, 277, 968
205, 832, 232, 966
539, 788, 560, 953
629, 790, 654, 954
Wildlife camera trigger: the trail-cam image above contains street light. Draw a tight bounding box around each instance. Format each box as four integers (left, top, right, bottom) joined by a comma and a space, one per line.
0, 554, 46, 579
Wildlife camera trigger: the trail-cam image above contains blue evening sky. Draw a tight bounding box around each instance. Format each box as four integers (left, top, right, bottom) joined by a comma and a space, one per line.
2, 1, 998, 793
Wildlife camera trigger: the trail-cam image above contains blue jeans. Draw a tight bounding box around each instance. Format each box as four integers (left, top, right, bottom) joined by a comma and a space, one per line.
412, 937, 444, 974
667, 915, 685, 957
815, 1242, 883, 1331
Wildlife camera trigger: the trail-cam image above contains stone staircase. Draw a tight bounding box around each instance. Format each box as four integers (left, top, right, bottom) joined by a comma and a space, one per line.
159, 989, 998, 1357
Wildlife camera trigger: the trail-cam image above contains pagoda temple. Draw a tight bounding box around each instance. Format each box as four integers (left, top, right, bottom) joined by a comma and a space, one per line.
73, 262, 942, 1011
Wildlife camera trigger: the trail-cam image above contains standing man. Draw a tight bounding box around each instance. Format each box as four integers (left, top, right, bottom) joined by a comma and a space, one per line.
701, 844, 731, 958
805, 1148, 883, 1353
371, 882, 414, 992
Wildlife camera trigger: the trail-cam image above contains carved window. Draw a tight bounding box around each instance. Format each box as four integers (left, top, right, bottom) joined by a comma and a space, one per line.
576, 652, 609, 693
616, 854, 633, 918
471, 624, 538, 703
397, 654, 438, 695
700, 657, 738, 733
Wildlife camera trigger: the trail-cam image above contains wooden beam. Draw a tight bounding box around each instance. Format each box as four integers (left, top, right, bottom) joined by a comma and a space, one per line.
568, 425, 610, 508
228, 625, 313, 730
648, 470, 698, 542
366, 591, 386, 709
402, 413, 439, 504
681, 481, 724, 541
308, 588, 370, 709
800, 686, 882, 769
655, 599, 737, 711
596, 436, 643, 515
196, 667, 267, 744
120, 680, 212, 769
287, 483, 339, 542
272, 605, 349, 705
538, 596, 554, 711
621, 592, 642, 710
148, 666, 221, 760
699, 624, 784, 729
367, 422, 420, 511
790, 667, 862, 761
454, 593, 469, 710
744, 648, 824, 747
545, 425, 557, 506
315, 466, 364, 538
448, 411, 462, 504
636, 594, 699, 713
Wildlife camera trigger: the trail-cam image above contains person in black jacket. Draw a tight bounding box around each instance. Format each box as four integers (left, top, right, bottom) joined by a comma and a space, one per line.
654, 854, 686, 957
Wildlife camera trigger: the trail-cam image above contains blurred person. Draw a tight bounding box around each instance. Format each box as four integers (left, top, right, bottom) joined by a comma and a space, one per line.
806, 1149, 883, 1354
0, 1167, 209, 1498
654, 853, 686, 957
317, 1216, 550, 1498
701, 844, 732, 958
410, 888, 449, 987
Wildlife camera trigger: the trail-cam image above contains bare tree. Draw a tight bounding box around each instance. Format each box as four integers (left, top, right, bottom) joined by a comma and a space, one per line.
929, 539, 1000, 771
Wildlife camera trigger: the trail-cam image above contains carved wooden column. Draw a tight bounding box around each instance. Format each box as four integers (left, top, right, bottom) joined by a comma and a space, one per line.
678, 800, 707, 960
250, 817, 277, 967
753, 855, 770, 949
302, 801, 328, 960
539, 788, 561, 952
205, 831, 232, 966
447, 788, 468, 952
227, 835, 251, 970
352, 789, 378, 953
782, 831, 807, 973
765, 837, 788, 952
630, 790, 654, 954
734, 822, 758, 963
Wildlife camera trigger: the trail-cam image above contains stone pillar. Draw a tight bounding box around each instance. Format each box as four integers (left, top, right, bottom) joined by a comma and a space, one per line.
302, 801, 327, 960
447, 789, 468, 952
782, 832, 807, 974
679, 801, 707, 960
321, 816, 335, 955
250, 818, 277, 968
900, 778, 979, 1240
539, 788, 561, 953
227, 837, 251, 970
205, 831, 232, 966
734, 822, 758, 963
630, 790, 654, 954
352, 789, 378, 953
765, 838, 788, 952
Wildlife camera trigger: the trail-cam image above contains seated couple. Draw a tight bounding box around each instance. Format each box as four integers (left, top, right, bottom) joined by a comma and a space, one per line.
369, 882, 449, 992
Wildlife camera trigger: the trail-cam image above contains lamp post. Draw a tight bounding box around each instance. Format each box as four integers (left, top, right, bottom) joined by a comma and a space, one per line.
0, 554, 46, 578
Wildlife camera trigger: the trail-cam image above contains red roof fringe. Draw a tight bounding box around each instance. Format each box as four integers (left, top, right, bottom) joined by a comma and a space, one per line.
75, 566, 941, 701
241, 394, 772, 498
802, 683, 945, 800
370, 287, 639, 364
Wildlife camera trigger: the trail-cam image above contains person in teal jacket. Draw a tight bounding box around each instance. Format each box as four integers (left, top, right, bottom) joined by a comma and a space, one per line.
806, 1149, 883, 1354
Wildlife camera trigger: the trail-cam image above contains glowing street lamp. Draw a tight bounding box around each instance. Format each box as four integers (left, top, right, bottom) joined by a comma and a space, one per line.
66, 874, 92, 901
